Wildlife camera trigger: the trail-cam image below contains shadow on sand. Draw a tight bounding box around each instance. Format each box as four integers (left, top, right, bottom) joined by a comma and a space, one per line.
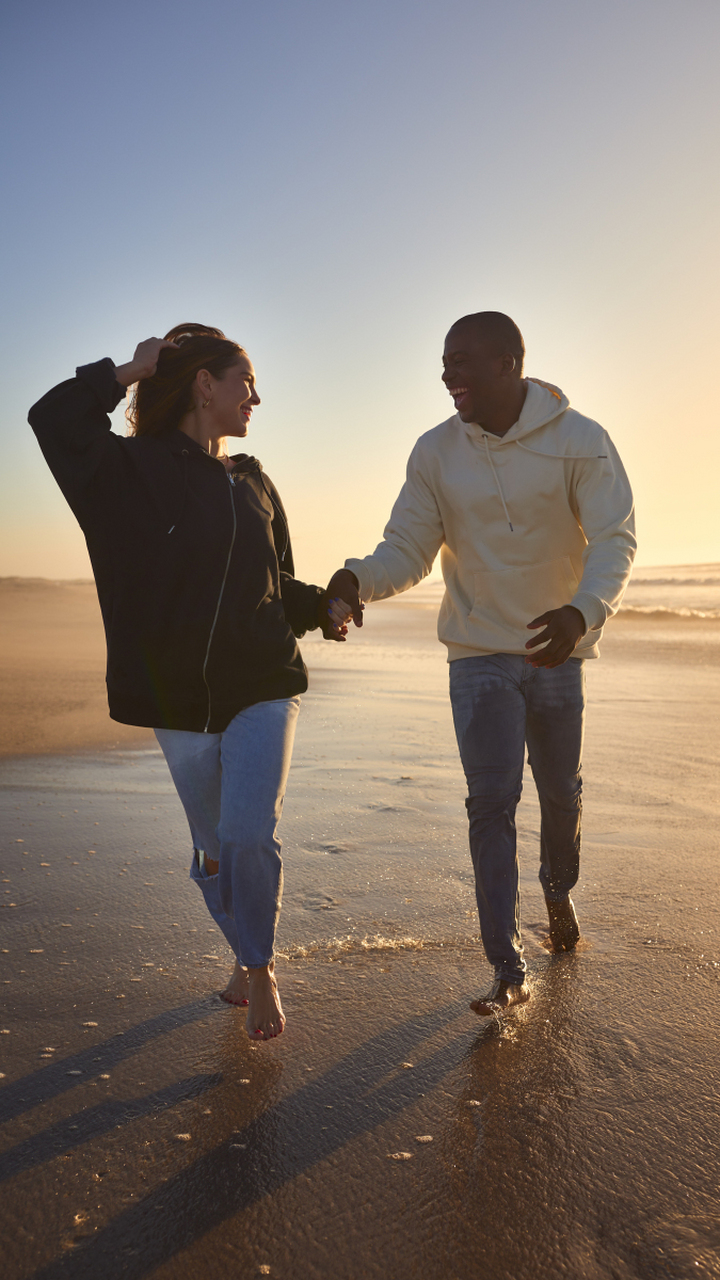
17, 991, 483, 1279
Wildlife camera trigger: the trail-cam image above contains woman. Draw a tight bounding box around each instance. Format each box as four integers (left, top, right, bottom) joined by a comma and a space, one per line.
29, 323, 347, 1041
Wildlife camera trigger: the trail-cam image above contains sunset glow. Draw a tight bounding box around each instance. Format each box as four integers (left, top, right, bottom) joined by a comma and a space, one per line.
1, 0, 718, 582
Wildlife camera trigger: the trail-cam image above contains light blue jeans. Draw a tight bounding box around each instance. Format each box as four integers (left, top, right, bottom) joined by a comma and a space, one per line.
450, 655, 585, 985
155, 697, 301, 968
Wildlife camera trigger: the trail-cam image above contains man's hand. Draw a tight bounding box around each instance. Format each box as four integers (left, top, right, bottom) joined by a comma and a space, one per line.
326, 569, 364, 628
525, 605, 586, 668
114, 337, 179, 388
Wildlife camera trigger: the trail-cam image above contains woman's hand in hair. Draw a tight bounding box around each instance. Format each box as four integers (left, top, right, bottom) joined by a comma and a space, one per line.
114, 338, 179, 388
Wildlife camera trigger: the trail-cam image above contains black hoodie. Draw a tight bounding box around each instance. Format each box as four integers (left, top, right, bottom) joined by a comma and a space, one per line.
28, 358, 327, 732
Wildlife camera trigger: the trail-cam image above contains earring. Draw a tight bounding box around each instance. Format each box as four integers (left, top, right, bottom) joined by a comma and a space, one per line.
202, 398, 212, 408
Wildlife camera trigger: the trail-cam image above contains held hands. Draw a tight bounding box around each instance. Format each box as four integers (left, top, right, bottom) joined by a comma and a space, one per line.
317, 570, 364, 642
326, 569, 364, 628
114, 337, 179, 388
525, 605, 586, 668
317, 592, 354, 642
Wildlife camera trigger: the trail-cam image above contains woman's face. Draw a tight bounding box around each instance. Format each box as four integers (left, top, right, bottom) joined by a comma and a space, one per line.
206, 354, 260, 438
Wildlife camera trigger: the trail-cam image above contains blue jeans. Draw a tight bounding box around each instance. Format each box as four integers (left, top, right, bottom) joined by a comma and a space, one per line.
155, 697, 301, 968
449, 655, 585, 985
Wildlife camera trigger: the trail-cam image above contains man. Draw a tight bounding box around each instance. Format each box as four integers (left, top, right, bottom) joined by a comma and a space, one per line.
327, 312, 635, 1015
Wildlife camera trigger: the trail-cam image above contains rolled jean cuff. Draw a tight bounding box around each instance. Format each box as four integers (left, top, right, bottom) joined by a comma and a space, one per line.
496, 965, 527, 985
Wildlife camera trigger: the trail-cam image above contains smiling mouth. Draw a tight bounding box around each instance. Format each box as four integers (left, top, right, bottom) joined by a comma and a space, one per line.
448, 386, 469, 407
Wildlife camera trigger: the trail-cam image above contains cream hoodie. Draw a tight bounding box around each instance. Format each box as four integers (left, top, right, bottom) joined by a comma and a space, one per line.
345, 379, 636, 661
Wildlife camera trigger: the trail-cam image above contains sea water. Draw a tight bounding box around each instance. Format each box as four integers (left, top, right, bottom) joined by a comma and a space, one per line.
622, 562, 720, 618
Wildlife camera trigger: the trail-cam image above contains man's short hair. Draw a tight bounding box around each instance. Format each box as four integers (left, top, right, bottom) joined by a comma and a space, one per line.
450, 312, 525, 374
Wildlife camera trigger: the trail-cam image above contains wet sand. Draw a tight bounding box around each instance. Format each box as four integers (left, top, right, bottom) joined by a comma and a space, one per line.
1, 584, 720, 1278
0, 580, 153, 756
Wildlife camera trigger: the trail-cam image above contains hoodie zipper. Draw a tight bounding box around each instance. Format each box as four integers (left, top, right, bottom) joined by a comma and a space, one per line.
201, 469, 237, 732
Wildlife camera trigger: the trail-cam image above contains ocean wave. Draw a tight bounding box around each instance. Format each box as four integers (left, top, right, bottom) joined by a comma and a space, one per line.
630, 576, 720, 588
278, 933, 483, 961
617, 605, 720, 622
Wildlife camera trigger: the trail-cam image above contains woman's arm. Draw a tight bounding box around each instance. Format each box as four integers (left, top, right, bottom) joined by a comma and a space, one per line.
279, 573, 346, 640
261, 474, 345, 641
28, 358, 126, 518
28, 339, 178, 518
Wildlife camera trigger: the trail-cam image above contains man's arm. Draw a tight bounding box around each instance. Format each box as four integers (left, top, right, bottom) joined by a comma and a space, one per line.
525, 430, 636, 667
327, 441, 445, 625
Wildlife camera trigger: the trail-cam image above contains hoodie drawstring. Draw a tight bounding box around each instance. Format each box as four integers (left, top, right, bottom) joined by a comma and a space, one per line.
480, 436, 609, 534
482, 435, 514, 532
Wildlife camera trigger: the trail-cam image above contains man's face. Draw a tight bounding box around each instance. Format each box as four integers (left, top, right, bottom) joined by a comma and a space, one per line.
441, 325, 508, 423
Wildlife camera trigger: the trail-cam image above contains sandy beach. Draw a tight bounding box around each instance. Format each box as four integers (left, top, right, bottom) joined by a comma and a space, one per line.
2, 576, 720, 1278
0, 580, 154, 757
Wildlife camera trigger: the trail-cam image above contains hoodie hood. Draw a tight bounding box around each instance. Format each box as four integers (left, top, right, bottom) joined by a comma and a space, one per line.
162, 431, 262, 472
461, 378, 570, 445
459, 378, 609, 532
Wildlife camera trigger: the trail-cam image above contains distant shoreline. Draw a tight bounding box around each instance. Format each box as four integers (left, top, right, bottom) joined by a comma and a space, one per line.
4, 560, 719, 584
2, 573, 719, 759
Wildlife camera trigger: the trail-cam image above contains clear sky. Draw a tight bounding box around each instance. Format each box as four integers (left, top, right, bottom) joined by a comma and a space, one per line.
2, 0, 718, 584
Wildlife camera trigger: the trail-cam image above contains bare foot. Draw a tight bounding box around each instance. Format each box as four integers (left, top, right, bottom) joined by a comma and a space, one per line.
246, 963, 285, 1041
219, 960, 249, 1007
470, 978, 530, 1017
545, 894, 581, 952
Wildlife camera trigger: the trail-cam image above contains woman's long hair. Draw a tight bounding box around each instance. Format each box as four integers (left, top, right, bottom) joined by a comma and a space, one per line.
127, 323, 246, 437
